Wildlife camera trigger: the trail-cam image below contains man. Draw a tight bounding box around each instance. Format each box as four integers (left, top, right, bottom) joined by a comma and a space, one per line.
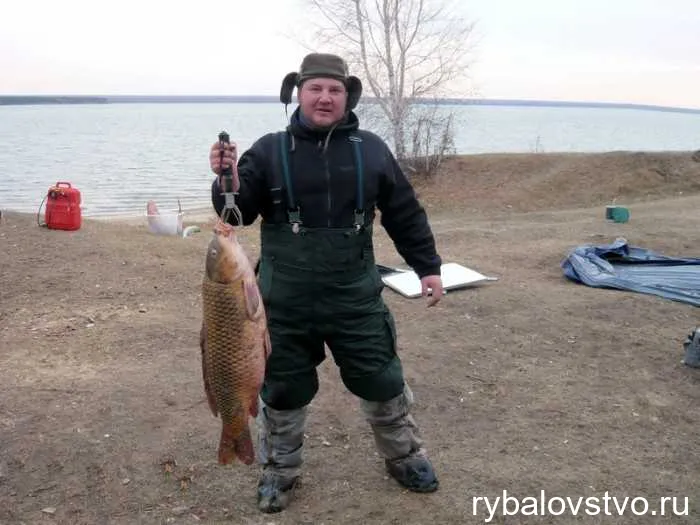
208, 52, 444, 514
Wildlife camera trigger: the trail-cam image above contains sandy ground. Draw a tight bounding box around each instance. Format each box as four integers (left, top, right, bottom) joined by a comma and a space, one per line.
2, 150, 700, 524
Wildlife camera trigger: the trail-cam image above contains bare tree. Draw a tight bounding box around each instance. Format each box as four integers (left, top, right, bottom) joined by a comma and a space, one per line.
298, 0, 476, 175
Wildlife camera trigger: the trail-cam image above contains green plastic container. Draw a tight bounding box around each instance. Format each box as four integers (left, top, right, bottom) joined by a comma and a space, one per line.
605, 206, 630, 223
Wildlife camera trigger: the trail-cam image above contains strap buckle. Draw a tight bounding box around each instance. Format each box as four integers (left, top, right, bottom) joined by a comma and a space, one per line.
353, 209, 365, 232
288, 207, 302, 234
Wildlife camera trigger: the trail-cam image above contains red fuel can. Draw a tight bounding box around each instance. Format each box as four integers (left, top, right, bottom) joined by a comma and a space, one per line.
45, 181, 82, 231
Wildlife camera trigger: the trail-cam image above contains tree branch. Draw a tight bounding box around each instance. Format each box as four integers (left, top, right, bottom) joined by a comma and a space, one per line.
298, 0, 476, 162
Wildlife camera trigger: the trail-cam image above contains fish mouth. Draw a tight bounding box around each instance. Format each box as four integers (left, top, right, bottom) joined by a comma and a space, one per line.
213, 219, 235, 239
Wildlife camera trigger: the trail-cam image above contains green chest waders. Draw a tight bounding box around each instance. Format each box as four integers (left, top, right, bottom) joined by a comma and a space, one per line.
256, 131, 406, 410
254, 131, 439, 507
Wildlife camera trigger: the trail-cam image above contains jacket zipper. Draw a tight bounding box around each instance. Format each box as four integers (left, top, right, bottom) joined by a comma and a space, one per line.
321, 140, 331, 227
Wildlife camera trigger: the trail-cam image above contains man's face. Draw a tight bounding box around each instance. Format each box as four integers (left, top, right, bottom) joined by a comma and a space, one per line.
298, 77, 347, 128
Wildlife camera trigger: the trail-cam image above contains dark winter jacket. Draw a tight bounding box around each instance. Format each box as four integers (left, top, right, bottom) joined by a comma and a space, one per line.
211, 107, 442, 278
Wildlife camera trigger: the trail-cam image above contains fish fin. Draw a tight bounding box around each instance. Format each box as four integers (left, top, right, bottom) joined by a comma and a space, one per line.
200, 321, 218, 417
263, 327, 272, 360
249, 388, 260, 418
243, 279, 261, 320
217, 423, 255, 466
249, 330, 271, 418
234, 426, 256, 465
217, 423, 236, 465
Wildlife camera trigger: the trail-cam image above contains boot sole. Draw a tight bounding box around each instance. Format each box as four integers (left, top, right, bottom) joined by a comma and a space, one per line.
404, 479, 439, 493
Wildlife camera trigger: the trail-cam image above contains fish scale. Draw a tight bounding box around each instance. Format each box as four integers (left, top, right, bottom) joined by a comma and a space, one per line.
202, 278, 250, 424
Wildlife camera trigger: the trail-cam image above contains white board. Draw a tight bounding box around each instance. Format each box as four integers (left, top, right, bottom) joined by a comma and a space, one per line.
381, 262, 497, 298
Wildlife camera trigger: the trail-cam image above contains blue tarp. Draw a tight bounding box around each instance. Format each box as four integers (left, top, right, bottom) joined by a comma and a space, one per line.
561, 238, 700, 307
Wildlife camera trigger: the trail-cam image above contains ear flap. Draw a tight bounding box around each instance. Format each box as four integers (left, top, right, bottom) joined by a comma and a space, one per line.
346, 76, 363, 110
280, 72, 363, 110
280, 72, 300, 105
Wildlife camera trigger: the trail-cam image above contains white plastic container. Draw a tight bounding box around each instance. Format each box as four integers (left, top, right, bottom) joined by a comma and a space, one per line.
146, 211, 184, 236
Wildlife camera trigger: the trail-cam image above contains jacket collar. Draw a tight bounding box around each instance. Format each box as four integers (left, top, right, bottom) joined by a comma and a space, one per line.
287, 106, 360, 142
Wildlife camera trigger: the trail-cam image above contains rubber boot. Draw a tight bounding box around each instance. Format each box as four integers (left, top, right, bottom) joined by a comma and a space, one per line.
255, 397, 306, 513
361, 384, 439, 493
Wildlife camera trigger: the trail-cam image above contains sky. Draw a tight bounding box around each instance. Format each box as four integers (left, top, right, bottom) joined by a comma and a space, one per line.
1, 0, 699, 109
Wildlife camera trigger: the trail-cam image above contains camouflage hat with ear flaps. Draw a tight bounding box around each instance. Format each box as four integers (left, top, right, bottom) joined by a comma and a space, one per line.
280, 53, 363, 110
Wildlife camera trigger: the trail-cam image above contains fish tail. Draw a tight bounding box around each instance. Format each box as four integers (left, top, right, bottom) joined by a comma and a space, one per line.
218, 423, 255, 466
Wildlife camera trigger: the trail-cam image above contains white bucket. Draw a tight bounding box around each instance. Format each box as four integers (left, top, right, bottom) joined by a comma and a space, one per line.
146, 211, 184, 236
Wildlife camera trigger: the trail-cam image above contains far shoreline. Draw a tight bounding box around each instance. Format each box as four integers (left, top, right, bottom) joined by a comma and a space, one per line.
2, 95, 700, 115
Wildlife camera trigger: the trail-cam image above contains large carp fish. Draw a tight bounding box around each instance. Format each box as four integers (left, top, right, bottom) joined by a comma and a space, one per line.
199, 219, 271, 465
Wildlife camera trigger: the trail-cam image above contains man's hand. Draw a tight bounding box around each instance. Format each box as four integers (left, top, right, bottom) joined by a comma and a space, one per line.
420, 275, 444, 307
209, 140, 240, 192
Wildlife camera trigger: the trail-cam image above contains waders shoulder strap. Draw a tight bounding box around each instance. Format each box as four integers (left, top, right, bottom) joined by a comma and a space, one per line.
274, 130, 366, 232
349, 134, 365, 231
268, 131, 300, 228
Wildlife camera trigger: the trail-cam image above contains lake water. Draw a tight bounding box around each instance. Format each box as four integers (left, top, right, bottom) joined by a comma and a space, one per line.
1, 102, 699, 218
